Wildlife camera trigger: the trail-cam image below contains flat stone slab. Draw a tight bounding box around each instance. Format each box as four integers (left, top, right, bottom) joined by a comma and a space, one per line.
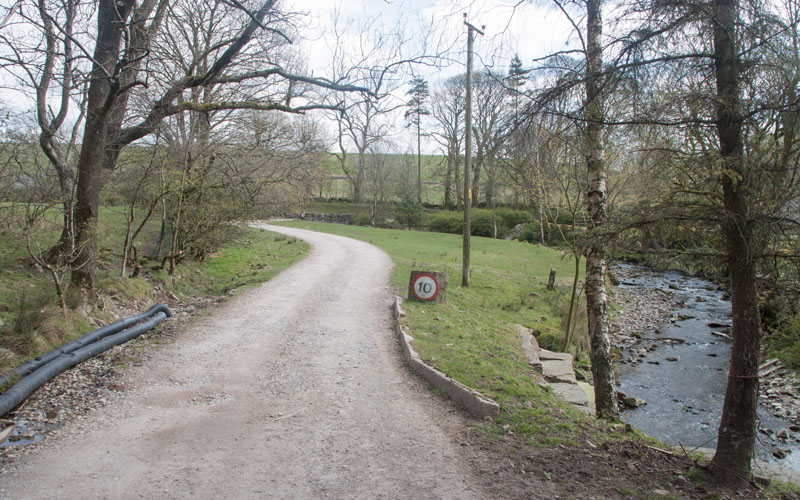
549, 382, 589, 406
539, 349, 573, 362
542, 359, 577, 384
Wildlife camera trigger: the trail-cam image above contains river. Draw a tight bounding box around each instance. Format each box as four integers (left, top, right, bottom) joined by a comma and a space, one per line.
615, 264, 800, 470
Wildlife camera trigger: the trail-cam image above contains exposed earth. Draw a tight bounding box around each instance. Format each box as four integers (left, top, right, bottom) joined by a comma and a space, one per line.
0, 227, 780, 499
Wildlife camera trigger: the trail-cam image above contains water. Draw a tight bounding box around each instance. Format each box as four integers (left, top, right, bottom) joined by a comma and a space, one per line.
616, 263, 800, 469
0, 412, 48, 447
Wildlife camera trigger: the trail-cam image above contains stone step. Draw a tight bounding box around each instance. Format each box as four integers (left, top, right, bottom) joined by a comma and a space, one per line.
759, 358, 780, 379
542, 358, 577, 384
539, 349, 573, 362
578, 382, 595, 409
549, 382, 589, 406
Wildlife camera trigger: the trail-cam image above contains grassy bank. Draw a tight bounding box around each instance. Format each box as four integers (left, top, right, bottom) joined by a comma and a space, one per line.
0, 207, 308, 372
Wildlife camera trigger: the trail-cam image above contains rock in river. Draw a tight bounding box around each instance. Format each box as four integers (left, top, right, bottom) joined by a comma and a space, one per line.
624, 397, 647, 408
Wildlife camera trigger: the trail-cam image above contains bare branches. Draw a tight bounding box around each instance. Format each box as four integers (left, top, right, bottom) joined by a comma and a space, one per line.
220, 0, 291, 44
210, 66, 373, 95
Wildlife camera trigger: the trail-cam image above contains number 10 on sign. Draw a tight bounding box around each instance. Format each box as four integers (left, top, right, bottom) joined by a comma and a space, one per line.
411, 273, 439, 301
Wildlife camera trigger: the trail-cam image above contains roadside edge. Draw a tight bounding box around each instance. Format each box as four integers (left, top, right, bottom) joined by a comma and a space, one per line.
393, 296, 500, 419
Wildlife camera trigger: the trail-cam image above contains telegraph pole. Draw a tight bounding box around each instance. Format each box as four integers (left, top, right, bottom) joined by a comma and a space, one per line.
462, 13, 484, 287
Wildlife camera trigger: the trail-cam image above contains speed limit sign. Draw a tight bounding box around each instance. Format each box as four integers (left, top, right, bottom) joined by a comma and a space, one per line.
408, 271, 447, 303
411, 273, 439, 301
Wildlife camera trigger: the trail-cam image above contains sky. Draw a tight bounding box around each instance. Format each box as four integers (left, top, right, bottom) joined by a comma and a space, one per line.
287, 0, 579, 81
283, 0, 581, 152
0, 0, 581, 153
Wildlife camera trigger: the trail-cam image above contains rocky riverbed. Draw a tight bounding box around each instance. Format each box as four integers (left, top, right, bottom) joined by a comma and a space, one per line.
610, 264, 800, 465
609, 276, 683, 361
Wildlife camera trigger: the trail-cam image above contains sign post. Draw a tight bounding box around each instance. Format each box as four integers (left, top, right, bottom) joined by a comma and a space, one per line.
408, 271, 447, 304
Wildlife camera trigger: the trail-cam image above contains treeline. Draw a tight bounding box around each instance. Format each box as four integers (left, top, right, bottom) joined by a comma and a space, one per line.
1, 112, 326, 272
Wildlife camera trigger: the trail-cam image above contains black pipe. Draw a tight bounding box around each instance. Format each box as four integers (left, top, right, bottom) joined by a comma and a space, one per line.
0, 311, 169, 417
0, 304, 172, 387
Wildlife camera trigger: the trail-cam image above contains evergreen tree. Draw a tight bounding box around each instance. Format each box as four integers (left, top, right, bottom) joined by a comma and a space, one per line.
507, 53, 529, 103
405, 78, 430, 204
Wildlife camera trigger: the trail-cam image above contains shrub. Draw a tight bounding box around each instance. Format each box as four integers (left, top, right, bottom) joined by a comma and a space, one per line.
496, 208, 531, 230
767, 311, 800, 369
535, 331, 563, 351
428, 211, 463, 234
427, 207, 535, 239
470, 210, 497, 237
548, 210, 585, 226
351, 213, 373, 227
518, 223, 542, 243
394, 196, 424, 229
516, 221, 579, 247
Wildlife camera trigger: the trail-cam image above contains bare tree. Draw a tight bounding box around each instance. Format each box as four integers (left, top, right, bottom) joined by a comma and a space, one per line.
471, 71, 510, 209
364, 140, 399, 225
333, 92, 396, 202
0, 0, 91, 258
522, 0, 619, 418
430, 75, 465, 210
1, 0, 372, 300
325, 4, 449, 204
326, 13, 409, 203
582, 0, 618, 419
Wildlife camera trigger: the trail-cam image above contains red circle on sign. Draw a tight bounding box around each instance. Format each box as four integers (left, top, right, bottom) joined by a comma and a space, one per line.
411, 273, 439, 301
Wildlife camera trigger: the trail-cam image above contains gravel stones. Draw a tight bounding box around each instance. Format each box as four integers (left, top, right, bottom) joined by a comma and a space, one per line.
609, 275, 681, 366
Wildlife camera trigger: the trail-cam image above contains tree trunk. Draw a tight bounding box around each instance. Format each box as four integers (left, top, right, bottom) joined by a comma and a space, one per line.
486, 158, 495, 208
47, 198, 73, 264
444, 154, 453, 209
121, 207, 134, 277
156, 168, 168, 258
455, 154, 463, 211
584, 0, 617, 419
538, 202, 545, 243
563, 253, 581, 351
471, 163, 481, 207
71, 0, 135, 297
709, 0, 760, 485
417, 120, 423, 204
354, 150, 367, 202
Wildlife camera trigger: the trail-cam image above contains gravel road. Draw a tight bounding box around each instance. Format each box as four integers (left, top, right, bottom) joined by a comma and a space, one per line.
0, 225, 484, 499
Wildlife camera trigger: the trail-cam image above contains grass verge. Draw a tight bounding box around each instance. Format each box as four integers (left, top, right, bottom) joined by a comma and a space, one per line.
0, 208, 308, 373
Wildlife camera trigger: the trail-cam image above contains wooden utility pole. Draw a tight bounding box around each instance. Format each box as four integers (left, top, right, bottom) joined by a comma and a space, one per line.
462, 13, 483, 287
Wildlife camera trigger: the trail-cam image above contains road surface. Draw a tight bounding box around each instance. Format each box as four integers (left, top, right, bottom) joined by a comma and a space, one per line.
0, 224, 483, 499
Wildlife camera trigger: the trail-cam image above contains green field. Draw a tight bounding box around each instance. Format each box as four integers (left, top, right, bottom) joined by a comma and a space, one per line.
321, 153, 449, 205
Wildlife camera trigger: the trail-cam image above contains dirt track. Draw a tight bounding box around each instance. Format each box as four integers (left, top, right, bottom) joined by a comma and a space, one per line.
0, 225, 484, 499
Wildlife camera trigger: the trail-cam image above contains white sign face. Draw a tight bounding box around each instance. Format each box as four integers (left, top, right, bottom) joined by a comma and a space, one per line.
412, 274, 439, 301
